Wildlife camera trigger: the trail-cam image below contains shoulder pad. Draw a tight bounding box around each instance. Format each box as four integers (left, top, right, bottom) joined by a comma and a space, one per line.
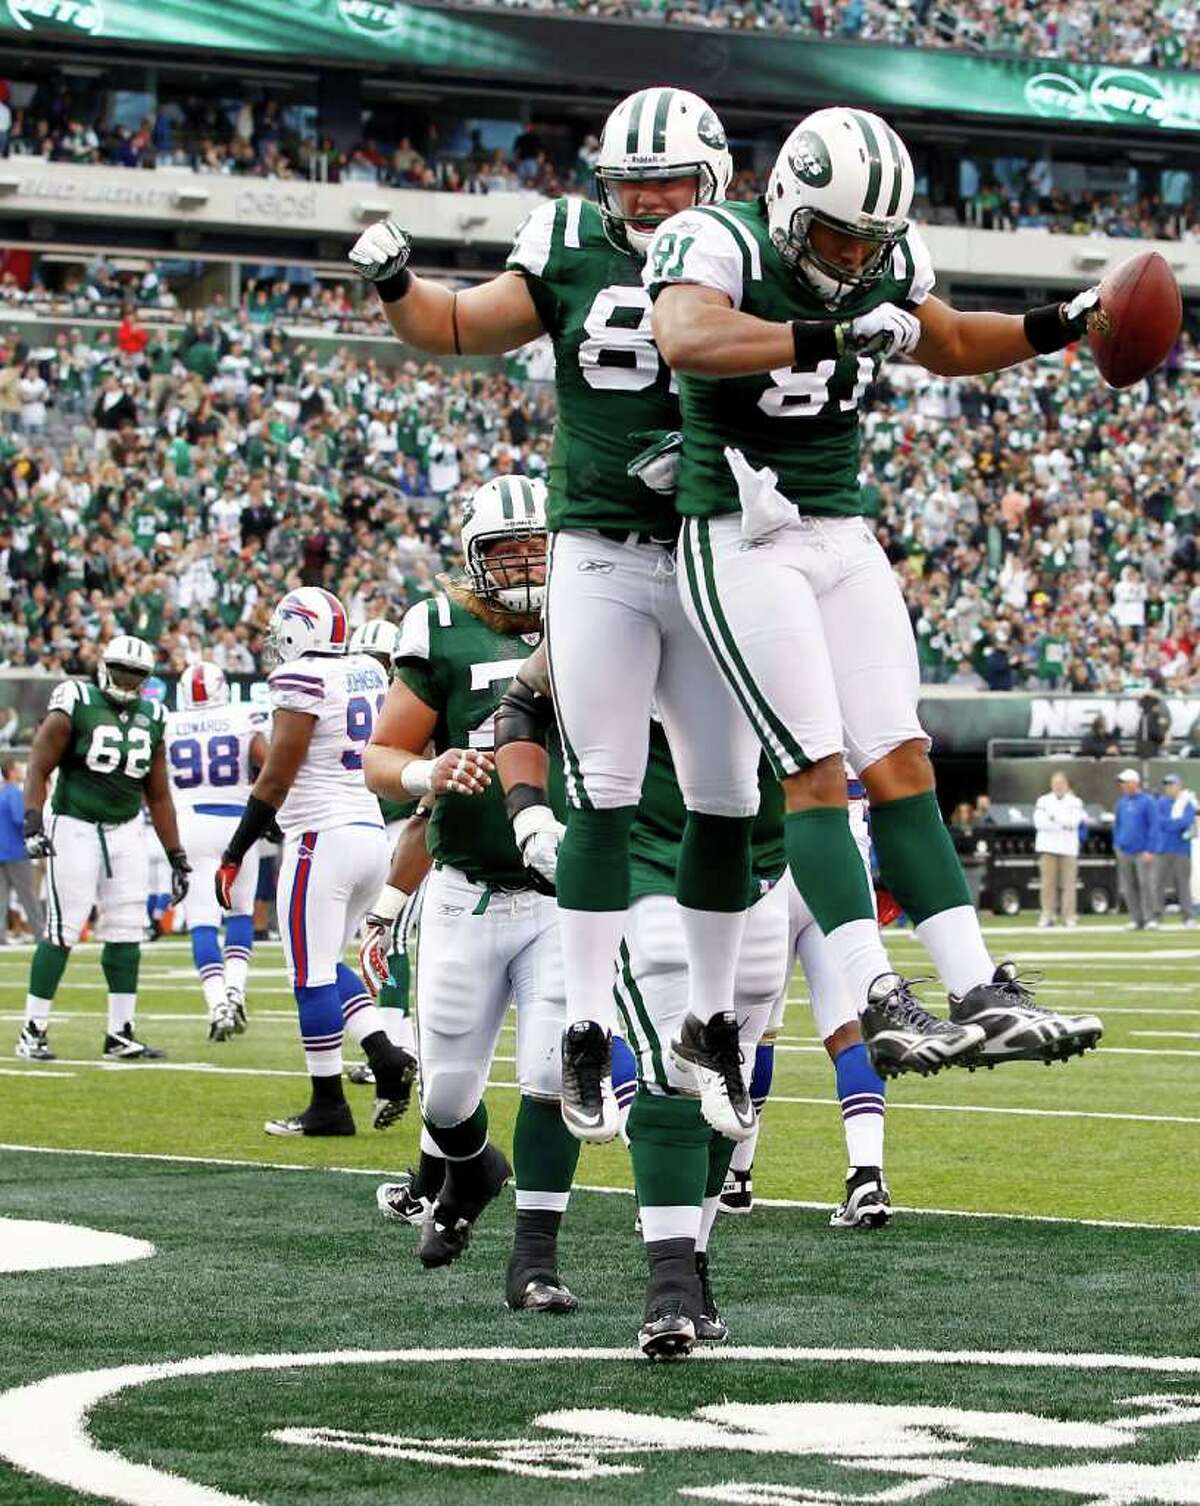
46, 680, 83, 717
434, 593, 453, 628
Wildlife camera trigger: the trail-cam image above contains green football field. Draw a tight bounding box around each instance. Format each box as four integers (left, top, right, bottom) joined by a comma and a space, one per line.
1, 918, 1198, 1506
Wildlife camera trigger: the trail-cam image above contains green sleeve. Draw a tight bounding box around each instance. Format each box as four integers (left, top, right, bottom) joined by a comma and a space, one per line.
394, 660, 439, 710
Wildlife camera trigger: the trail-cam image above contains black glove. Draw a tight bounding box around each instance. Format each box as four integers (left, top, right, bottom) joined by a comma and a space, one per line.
23, 808, 54, 860
167, 848, 191, 906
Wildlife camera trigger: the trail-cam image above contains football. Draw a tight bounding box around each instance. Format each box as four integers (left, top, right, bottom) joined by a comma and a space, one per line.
1088, 249, 1182, 388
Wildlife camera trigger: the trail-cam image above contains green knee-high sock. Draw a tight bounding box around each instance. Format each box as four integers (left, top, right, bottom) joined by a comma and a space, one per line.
556, 806, 637, 911
28, 942, 70, 1003
706, 1132, 737, 1199
870, 791, 972, 926
628, 1090, 710, 1221
676, 813, 755, 912
424, 1102, 488, 1162
784, 807, 876, 933
513, 1095, 581, 1204
101, 942, 140, 995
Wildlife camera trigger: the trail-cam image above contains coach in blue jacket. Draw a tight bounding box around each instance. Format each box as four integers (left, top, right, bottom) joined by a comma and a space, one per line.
1114, 769, 1159, 930
0, 758, 44, 945
1156, 773, 1196, 926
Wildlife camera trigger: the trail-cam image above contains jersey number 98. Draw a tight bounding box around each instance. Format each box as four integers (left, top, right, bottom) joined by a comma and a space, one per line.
342, 693, 387, 770
169, 735, 240, 789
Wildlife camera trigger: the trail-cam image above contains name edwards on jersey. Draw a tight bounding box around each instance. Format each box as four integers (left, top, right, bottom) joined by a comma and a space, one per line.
394, 592, 566, 889
644, 199, 936, 518
47, 680, 166, 825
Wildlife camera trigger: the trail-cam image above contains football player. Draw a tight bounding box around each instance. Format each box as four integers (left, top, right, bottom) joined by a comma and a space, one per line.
165, 661, 269, 1041
364, 476, 581, 1313
17, 636, 191, 1061
213, 587, 417, 1136
643, 106, 1103, 1129
350, 88, 753, 1147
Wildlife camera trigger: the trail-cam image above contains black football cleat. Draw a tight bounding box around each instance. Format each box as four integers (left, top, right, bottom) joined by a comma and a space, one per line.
639, 1298, 695, 1361
15, 1023, 55, 1062
371, 1046, 418, 1130
103, 1024, 166, 1060
694, 1252, 728, 1343
861, 974, 983, 1079
829, 1166, 893, 1230
505, 1259, 579, 1315
559, 1022, 619, 1142
950, 963, 1104, 1067
418, 1144, 511, 1269
718, 1167, 753, 1215
376, 1171, 432, 1226
670, 1011, 755, 1140
264, 1101, 355, 1137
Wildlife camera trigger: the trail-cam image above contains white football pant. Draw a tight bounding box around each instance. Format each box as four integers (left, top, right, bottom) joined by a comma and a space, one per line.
278, 823, 388, 989
178, 809, 261, 929
44, 812, 147, 949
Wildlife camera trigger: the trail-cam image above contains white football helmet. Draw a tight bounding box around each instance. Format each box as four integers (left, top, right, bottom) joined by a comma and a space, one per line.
766, 107, 915, 307
349, 619, 402, 668
266, 586, 349, 664
595, 86, 732, 256
178, 661, 230, 711
97, 635, 155, 706
461, 475, 548, 614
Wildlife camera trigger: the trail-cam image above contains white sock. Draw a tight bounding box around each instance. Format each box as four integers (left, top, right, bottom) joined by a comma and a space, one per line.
915, 905, 995, 997
514, 1189, 570, 1213
305, 1049, 343, 1078
342, 1000, 385, 1045
107, 994, 136, 1035
558, 907, 623, 1032
200, 969, 226, 1014
843, 1099, 885, 1170
224, 953, 249, 996
695, 1194, 721, 1254
24, 996, 52, 1030
823, 916, 893, 1012
640, 1204, 702, 1244
380, 1010, 415, 1053
680, 905, 748, 1023
731, 1116, 760, 1175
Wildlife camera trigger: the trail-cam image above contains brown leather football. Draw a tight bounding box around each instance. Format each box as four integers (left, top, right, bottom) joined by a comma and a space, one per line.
1088, 250, 1182, 389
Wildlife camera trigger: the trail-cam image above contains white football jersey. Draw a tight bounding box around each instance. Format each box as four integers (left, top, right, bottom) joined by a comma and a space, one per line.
164, 703, 271, 810
268, 652, 389, 838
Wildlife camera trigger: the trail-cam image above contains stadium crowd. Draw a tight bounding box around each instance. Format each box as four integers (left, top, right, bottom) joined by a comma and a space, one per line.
430, 0, 1198, 65
0, 297, 1197, 731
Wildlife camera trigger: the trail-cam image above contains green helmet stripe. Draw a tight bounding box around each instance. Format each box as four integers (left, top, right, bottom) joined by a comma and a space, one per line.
883, 124, 905, 218
651, 87, 674, 154
625, 91, 648, 156
499, 477, 515, 520
852, 110, 883, 216
517, 476, 536, 517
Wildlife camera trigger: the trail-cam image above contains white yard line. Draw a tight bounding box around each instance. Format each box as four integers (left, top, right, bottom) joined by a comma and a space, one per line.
0, 1068, 75, 1079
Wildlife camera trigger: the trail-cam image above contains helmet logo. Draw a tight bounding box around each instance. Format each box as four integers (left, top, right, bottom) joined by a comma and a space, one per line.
697, 110, 726, 151
281, 603, 319, 625
788, 130, 833, 188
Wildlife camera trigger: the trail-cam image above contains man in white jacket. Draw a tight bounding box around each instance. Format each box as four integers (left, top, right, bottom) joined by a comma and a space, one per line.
1034, 771, 1086, 928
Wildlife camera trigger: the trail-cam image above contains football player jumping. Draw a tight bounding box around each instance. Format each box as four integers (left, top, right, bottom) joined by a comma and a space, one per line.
164, 662, 269, 1042
642, 106, 1103, 1132
17, 636, 190, 1062
364, 477, 583, 1314
213, 587, 417, 1136
350, 88, 752, 1147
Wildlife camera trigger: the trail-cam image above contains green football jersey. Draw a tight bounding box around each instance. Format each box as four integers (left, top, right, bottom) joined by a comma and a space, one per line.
507, 196, 680, 536
394, 592, 566, 889
47, 680, 166, 825
645, 199, 935, 518
629, 721, 784, 903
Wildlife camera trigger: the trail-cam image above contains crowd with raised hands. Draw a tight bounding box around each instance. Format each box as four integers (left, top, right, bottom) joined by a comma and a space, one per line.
0, 298, 1197, 727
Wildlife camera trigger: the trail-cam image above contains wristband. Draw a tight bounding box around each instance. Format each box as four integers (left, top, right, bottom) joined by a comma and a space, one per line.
223, 793, 278, 864
369, 883, 409, 923
375, 267, 413, 304
505, 782, 548, 825
791, 319, 843, 368
401, 758, 435, 798
1023, 301, 1071, 355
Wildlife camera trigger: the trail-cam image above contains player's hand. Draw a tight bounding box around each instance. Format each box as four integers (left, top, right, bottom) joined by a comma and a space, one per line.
167, 848, 191, 906
22, 809, 54, 860
513, 804, 565, 895
1061, 284, 1101, 338
431, 748, 493, 796
358, 916, 394, 998
349, 220, 412, 284
841, 303, 921, 360
215, 856, 241, 910
627, 430, 683, 495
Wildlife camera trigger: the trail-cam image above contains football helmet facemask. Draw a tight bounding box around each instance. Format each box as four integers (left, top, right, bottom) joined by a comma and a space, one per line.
461, 475, 548, 615
97, 635, 155, 706
595, 87, 732, 256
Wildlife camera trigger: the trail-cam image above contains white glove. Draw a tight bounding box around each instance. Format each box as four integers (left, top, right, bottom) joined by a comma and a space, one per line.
842, 302, 921, 360
627, 431, 683, 496
512, 804, 565, 892
348, 220, 412, 284
358, 884, 408, 998
1063, 284, 1102, 334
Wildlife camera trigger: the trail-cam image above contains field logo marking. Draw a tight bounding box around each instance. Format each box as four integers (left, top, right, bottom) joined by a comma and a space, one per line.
0, 1219, 154, 1274
2, 1349, 1200, 1505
